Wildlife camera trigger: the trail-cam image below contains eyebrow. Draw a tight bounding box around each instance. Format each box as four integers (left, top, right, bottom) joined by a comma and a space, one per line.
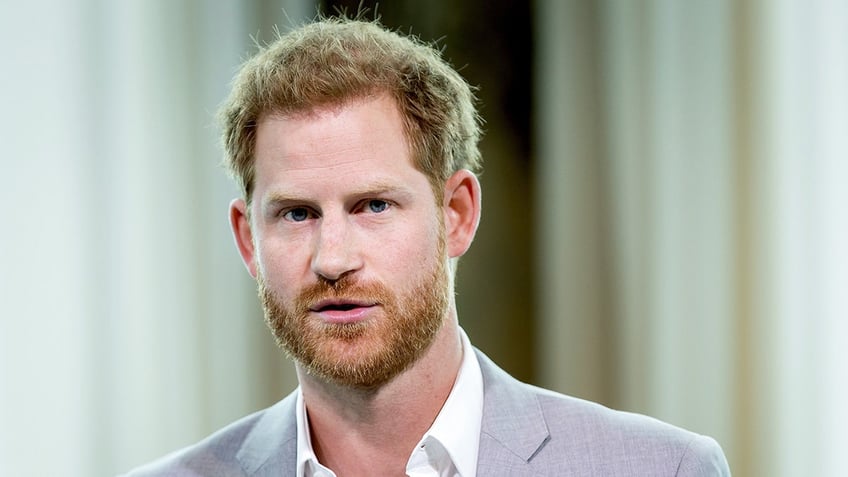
261, 181, 416, 210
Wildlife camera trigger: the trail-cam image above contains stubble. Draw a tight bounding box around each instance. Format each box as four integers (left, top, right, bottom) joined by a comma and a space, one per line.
258, 241, 450, 389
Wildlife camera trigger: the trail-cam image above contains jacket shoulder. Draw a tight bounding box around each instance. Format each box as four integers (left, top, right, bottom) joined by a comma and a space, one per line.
535, 387, 728, 475
474, 349, 729, 476
120, 393, 298, 477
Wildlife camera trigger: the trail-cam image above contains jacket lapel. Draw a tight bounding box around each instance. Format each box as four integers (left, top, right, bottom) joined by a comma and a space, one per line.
236, 390, 299, 476
232, 352, 550, 475
475, 349, 550, 474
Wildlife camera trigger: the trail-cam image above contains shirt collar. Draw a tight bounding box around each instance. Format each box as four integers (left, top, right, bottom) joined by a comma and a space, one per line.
295, 388, 329, 477
408, 328, 483, 477
295, 328, 484, 477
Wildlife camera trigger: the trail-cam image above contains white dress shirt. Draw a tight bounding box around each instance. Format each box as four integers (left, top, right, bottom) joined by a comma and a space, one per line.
295, 328, 484, 477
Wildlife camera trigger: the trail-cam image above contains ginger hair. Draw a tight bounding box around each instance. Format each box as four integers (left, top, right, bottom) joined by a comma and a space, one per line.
218, 17, 483, 204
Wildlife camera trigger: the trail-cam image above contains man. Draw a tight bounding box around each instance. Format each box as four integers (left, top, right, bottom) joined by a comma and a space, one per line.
126, 17, 730, 476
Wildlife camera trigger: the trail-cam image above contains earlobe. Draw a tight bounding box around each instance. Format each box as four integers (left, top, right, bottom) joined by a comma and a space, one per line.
229, 198, 258, 278
443, 170, 482, 258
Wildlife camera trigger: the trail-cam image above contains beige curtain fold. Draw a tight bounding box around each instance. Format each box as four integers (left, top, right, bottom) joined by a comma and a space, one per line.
1, 1, 309, 475
534, 1, 848, 476
4, 1, 846, 475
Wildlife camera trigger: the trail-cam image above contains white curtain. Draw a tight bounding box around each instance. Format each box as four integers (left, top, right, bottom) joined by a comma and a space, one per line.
0, 1, 308, 475
535, 1, 848, 476
4, 1, 847, 476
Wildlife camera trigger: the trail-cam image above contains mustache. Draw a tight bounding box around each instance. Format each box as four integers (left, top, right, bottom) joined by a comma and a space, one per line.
293, 275, 393, 313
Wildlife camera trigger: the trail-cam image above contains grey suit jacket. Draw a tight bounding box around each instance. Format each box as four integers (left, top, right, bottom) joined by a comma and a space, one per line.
125, 349, 730, 476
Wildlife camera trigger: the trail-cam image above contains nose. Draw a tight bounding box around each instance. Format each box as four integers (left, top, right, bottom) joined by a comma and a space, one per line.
310, 214, 362, 281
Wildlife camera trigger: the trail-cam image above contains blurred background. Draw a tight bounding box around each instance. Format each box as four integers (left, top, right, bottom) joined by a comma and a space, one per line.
1, 0, 846, 475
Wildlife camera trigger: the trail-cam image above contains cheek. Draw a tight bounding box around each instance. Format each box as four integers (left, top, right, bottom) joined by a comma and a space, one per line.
254, 239, 309, 293
379, 221, 443, 276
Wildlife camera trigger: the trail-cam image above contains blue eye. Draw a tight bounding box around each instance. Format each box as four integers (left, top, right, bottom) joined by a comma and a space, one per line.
367, 200, 389, 213
283, 207, 311, 222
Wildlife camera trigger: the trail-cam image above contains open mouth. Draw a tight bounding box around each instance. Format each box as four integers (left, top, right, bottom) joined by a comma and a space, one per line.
310, 299, 375, 313
309, 299, 377, 324
317, 303, 360, 312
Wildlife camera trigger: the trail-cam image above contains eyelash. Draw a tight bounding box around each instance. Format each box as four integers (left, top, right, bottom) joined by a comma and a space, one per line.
280, 199, 393, 222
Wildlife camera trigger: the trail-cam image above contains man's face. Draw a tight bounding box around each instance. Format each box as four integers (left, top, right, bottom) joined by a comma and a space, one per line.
242, 94, 451, 388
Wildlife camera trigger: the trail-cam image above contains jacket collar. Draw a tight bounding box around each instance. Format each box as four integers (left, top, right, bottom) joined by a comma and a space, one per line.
234, 349, 550, 475
475, 349, 551, 467
236, 390, 299, 476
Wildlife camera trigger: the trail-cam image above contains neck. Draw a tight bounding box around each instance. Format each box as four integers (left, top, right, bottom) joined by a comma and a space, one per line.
297, 315, 463, 476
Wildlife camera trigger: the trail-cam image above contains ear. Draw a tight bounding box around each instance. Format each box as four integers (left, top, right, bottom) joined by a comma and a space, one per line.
443, 169, 482, 258
229, 198, 258, 278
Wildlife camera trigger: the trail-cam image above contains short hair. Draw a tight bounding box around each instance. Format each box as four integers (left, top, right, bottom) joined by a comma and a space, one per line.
218, 17, 483, 204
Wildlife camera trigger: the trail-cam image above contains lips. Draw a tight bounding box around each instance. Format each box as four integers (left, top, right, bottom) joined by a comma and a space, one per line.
309, 298, 376, 313
308, 298, 378, 324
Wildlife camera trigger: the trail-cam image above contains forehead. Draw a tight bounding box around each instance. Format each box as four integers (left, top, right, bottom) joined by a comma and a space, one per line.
252, 94, 426, 197
262, 96, 404, 155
